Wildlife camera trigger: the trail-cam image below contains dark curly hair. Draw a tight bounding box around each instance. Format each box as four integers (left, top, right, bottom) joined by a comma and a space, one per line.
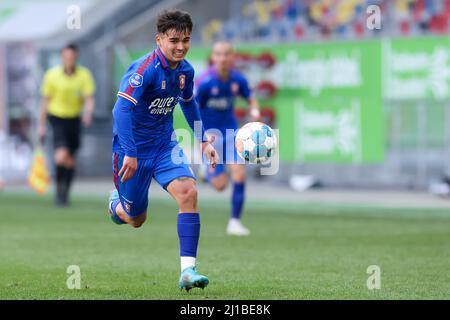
157, 9, 193, 34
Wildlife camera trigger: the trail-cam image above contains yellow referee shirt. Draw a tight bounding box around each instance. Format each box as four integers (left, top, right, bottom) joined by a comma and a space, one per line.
41, 65, 95, 119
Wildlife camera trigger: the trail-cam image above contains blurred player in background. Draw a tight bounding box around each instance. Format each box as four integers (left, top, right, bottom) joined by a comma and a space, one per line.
109, 10, 218, 291
38, 43, 96, 206
196, 41, 260, 236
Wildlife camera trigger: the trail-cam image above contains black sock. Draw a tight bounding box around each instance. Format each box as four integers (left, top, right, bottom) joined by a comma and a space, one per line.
55, 165, 66, 203
63, 167, 75, 202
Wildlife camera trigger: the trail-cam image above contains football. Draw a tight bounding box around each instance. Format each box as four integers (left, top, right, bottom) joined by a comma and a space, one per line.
235, 122, 277, 164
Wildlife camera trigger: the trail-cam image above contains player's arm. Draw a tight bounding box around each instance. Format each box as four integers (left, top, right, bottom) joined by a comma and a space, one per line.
247, 96, 260, 121
38, 96, 49, 140
81, 70, 96, 127
113, 66, 150, 182
180, 97, 218, 168
180, 71, 218, 167
240, 75, 260, 121
82, 96, 95, 127
194, 79, 208, 108
113, 99, 137, 183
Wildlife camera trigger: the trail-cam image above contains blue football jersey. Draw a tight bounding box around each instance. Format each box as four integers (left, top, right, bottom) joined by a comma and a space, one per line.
113, 47, 195, 158
195, 67, 252, 132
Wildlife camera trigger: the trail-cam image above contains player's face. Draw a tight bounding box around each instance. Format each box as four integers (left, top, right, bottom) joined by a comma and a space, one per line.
211, 42, 233, 73
156, 29, 191, 67
61, 49, 78, 70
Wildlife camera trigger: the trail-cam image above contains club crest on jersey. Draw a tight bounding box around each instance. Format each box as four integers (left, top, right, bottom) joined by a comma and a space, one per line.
179, 74, 186, 90
129, 73, 143, 88
231, 82, 239, 94
211, 86, 219, 95
161, 80, 166, 90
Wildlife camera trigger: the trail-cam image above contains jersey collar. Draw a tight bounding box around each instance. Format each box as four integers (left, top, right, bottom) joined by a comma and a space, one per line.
155, 47, 169, 69
60, 65, 78, 76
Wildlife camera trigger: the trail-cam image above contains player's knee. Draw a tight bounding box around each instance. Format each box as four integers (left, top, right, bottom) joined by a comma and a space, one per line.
130, 212, 147, 228
231, 168, 246, 183
55, 149, 70, 165
213, 177, 228, 192
131, 221, 144, 228
66, 156, 76, 168
54, 152, 65, 165
215, 184, 227, 192
178, 184, 198, 207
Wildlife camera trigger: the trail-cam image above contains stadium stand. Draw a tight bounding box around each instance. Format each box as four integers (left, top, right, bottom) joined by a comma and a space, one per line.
200, 0, 450, 43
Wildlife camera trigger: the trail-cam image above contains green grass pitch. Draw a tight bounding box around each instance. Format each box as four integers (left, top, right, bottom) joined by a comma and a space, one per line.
1, 191, 450, 299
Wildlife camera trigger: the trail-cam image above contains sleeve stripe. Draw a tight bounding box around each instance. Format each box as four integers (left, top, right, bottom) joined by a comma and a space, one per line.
117, 92, 137, 105
180, 94, 194, 103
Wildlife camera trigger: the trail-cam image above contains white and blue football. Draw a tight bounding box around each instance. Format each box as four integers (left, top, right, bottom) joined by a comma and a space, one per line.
235, 122, 277, 164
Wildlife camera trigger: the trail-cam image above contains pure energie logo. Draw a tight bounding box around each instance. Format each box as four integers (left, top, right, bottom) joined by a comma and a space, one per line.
148, 97, 180, 115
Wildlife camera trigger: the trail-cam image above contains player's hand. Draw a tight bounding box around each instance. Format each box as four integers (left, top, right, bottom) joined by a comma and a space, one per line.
82, 112, 93, 127
249, 108, 260, 122
202, 140, 219, 169
119, 156, 138, 183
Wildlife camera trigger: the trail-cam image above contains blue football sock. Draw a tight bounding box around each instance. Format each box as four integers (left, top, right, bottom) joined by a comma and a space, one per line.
110, 199, 126, 225
231, 182, 245, 219
177, 213, 200, 257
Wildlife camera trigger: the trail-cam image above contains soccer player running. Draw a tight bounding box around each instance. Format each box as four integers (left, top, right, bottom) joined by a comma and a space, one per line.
38, 44, 96, 206
109, 10, 218, 291
196, 41, 260, 236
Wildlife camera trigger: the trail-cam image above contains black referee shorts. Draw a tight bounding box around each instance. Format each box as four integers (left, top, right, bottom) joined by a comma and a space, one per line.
48, 115, 81, 155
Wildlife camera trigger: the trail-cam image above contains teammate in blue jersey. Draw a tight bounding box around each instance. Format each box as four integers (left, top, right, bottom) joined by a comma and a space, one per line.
196, 41, 260, 236
109, 10, 218, 291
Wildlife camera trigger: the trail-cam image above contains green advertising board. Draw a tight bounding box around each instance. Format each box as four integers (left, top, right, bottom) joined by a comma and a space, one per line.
384, 36, 450, 101
188, 41, 384, 163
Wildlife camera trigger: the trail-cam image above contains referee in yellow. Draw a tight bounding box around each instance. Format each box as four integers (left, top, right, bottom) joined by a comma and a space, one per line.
38, 43, 95, 206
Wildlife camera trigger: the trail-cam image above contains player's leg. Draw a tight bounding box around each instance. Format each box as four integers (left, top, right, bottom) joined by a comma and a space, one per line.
207, 164, 228, 191
49, 116, 70, 206
224, 128, 250, 236
50, 116, 79, 206
166, 178, 208, 290
226, 163, 250, 236
109, 190, 147, 228
154, 141, 208, 290
108, 152, 151, 228
54, 147, 72, 205
54, 148, 78, 204
205, 131, 228, 191
60, 117, 81, 205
